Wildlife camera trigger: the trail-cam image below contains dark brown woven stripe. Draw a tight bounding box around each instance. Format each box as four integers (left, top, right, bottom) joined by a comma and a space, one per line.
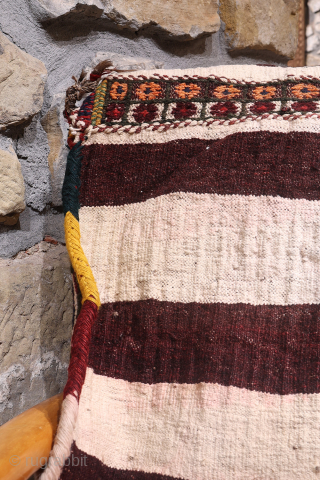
60, 442, 178, 480
88, 300, 320, 395
80, 131, 320, 207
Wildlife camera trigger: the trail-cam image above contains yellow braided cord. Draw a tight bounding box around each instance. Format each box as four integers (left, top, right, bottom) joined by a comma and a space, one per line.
64, 211, 101, 307
91, 79, 108, 126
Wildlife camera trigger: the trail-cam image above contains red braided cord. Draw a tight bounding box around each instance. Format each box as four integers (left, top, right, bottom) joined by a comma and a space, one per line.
63, 300, 98, 400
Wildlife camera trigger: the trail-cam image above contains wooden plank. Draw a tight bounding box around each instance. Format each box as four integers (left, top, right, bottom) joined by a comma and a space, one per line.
0, 393, 62, 480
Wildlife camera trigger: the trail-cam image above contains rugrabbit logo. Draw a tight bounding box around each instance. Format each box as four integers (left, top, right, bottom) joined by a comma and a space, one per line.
9, 454, 87, 469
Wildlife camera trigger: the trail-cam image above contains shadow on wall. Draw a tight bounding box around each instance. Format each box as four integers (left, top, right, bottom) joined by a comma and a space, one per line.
41, 9, 212, 58
40, 6, 291, 64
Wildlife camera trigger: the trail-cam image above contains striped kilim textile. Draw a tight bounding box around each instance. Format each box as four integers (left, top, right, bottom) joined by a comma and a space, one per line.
42, 65, 320, 480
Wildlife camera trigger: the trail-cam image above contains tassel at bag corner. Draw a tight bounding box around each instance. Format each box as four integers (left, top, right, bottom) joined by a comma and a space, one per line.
42, 62, 320, 480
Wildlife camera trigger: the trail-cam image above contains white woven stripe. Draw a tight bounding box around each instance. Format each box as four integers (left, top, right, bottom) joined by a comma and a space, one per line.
74, 368, 320, 480
83, 115, 320, 146
102, 64, 320, 82
79, 193, 320, 306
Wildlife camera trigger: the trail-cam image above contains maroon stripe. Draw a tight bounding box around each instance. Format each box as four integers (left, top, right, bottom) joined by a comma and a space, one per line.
80, 132, 320, 207
60, 442, 178, 480
88, 300, 320, 395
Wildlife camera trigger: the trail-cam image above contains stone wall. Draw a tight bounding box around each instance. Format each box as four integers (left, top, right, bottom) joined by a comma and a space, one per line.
0, 0, 300, 426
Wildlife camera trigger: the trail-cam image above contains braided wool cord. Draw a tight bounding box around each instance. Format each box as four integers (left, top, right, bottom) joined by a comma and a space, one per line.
62, 142, 100, 307
64, 211, 101, 307
40, 143, 100, 480
91, 79, 108, 126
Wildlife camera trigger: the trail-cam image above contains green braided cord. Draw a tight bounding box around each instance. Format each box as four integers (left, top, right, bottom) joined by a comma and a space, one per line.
62, 142, 82, 221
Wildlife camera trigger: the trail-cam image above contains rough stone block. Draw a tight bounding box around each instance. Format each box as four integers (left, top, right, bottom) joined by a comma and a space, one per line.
41, 94, 68, 207
220, 0, 300, 59
0, 32, 47, 129
307, 33, 320, 52
309, 0, 320, 13
0, 241, 73, 425
0, 148, 25, 225
307, 52, 320, 65
35, 0, 220, 40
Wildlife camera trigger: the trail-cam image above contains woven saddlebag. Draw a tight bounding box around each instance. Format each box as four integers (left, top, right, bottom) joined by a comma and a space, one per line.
43, 64, 320, 480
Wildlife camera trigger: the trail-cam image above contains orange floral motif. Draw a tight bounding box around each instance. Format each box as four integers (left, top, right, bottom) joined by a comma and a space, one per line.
110, 82, 128, 100
291, 83, 320, 99
135, 82, 162, 100
174, 83, 201, 99
212, 85, 241, 99
251, 86, 277, 100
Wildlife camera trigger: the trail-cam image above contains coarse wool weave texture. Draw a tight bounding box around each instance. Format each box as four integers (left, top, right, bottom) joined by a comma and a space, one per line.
42, 64, 320, 480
